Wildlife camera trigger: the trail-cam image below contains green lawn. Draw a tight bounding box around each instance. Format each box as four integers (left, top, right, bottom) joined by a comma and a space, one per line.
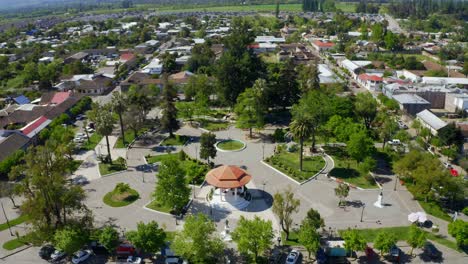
281, 231, 301, 246
161, 135, 189, 146
99, 160, 127, 176
115, 131, 137, 148
266, 150, 326, 182
345, 226, 460, 252
69, 160, 83, 172
0, 215, 29, 232
335, 2, 357, 12
196, 119, 230, 131
2, 236, 28, 250
405, 183, 452, 222
324, 146, 377, 189
103, 188, 139, 207
146, 200, 173, 214
217, 140, 245, 151
147, 153, 209, 185
80, 133, 103, 151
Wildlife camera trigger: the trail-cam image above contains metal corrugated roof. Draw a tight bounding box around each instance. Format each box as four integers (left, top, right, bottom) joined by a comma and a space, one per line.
416, 109, 447, 131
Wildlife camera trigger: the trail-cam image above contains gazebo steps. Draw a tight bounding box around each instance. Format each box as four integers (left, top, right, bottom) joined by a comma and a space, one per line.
211, 194, 250, 212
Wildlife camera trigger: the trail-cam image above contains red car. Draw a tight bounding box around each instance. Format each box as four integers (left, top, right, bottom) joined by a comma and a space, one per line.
365, 246, 376, 260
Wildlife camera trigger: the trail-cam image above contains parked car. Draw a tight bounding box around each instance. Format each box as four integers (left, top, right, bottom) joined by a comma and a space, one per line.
117, 243, 135, 257
397, 120, 408, 129
38, 244, 55, 260
76, 114, 85, 120
85, 127, 95, 133
443, 162, 453, 169
389, 245, 401, 262
423, 242, 442, 259
387, 139, 401, 145
127, 256, 142, 263
50, 249, 67, 262
72, 249, 92, 264
285, 249, 300, 264
73, 137, 85, 143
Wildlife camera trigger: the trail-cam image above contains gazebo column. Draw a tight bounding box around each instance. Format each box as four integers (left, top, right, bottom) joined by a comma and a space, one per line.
234, 188, 237, 200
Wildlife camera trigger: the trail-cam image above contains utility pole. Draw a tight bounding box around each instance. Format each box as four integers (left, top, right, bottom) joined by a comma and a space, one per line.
393, 175, 398, 191
360, 203, 366, 222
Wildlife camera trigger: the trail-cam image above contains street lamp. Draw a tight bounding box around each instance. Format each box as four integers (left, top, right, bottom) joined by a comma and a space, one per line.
1, 201, 13, 236
277, 237, 281, 246
393, 175, 398, 191
262, 143, 265, 160
360, 203, 366, 222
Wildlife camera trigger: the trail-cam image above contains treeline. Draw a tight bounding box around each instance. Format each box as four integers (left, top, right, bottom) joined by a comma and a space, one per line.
302, 0, 336, 12
388, 0, 468, 19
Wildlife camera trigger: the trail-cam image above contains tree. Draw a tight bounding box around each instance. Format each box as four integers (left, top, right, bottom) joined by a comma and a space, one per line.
88, 103, 115, 162
111, 92, 127, 146
126, 221, 166, 253
275, 0, 280, 18
160, 77, 179, 137
127, 84, 158, 125
298, 221, 321, 260
10, 143, 89, 237
407, 225, 426, 255
384, 31, 400, 51
448, 219, 468, 248
154, 158, 190, 213
379, 118, 398, 149
98, 226, 120, 254
438, 123, 463, 147
289, 115, 312, 171
355, 92, 377, 129
185, 43, 215, 73
200, 132, 217, 163
0, 181, 19, 208
374, 231, 397, 256
177, 102, 195, 125
54, 227, 88, 255
172, 214, 224, 263
123, 105, 144, 139
334, 183, 350, 206
232, 216, 274, 261
265, 59, 300, 108
234, 79, 266, 138
298, 63, 320, 93
342, 228, 367, 259
303, 208, 325, 230
161, 52, 177, 73
371, 23, 384, 45
347, 131, 375, 164
272, 187, 300, 241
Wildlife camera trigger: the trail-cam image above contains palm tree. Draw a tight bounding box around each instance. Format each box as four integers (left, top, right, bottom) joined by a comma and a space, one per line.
89, 104, 115, 163
290, 116, 312, 171
111, 92, 127, 146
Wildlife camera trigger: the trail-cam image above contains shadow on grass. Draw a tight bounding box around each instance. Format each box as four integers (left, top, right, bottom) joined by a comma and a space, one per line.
330, 167, 360, 179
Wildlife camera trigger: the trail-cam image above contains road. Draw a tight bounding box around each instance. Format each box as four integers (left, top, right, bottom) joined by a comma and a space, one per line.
385, 13, 407, 35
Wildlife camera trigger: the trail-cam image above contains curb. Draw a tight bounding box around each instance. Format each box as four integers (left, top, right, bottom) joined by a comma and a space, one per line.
100, 168, 129, 177
0, 245, 32, 260
215, 140, 247, 152
143, 200, 174, 217
299, 154, 328, 185
260, 160, 301, 185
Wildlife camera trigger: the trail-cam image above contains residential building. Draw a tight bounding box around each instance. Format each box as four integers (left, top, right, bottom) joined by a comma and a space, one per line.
311, 40, 335, 52
416, 109, 447, 135
393, 94, 431, 116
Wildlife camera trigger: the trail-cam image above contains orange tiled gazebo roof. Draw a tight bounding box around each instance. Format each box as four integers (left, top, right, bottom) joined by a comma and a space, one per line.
205, 165, 252, 189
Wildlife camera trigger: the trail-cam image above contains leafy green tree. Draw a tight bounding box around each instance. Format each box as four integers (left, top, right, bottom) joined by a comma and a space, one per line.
177, 102, 195, 125
297, 63, 320, 93
371, 23, 384, 45
347, 131, 375, 164
407, 226, 426, 255
272, 187, 300, 240
161, 52, 177, 74
10, 143, 88, 237
200, 132, 217, 163
232, 216, 274, 262
160, 77, 179, 137
186, 43, 215, 73
438, 123, 463, 147
88, 103, 115, 162
172, 214, 224, 263
111, 92, 128, 146
358, 156, 377, 176
303, 208, 325, 230
123, 104, 144, 138
342, 228, 367, 259
154, 158, 190, 213
126, 221, 166, 254
448, 219, 468, 248
290, 115, 312, 171
379, 118, 398, 148
355, 92, 377, 129
384, 31, 400, 51
127, 84, 158, 125
334, 183, 350, 206
98, 226, 120, 254
265, 59, 300, 108
374, 231, 397, 256
234, 79, 266, 138
298, 221, 321, 260
54, 227, 88, 255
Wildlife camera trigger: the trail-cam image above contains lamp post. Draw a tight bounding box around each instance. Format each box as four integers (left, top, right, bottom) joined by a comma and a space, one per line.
1, 201, 13, 236
277, 236, 281, 247
262, 143, 265, 160
141, 170, 145, 183
360, 203, 366, 222
393, 175, 398, 191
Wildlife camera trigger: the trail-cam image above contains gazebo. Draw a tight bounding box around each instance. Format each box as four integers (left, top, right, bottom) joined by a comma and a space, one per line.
205, 165, 252, 211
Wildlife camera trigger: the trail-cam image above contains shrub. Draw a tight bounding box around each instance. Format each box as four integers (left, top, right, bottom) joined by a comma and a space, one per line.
115, 183, 131, 194
273, 128, 286, 143
463, 207, 468, 216
178, 151, 187, 161
116, 157, 126, 165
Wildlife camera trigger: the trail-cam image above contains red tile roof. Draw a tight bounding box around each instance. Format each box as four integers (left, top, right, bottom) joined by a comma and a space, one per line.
358, 73, 383, 82
21, 116, 51, 137
51, 91, 71, 105
313, 40, 335, 48
205, 165, 252, 189
120, 53, 136, 62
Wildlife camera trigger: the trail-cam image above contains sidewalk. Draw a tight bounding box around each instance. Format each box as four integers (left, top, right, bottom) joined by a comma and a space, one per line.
0, 198, 29, 258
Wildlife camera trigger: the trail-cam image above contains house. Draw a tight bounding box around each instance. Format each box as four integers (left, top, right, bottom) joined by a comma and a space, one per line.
357, 73, 383, 91
318, 64, 340, 84
120, 72, 160, 92
11, 95, 30, 105
339, 59, 372, 79
59, 75, 113, 95
0, 131, 30, 162
311, 40, 335, 52
383, 83, 448, 109
416, 109, 447, 135
393, 94, 431, 116
20, 116, 52, 138
142, 58, 163, 75
119, 53, 137, 68
64, 52, 89, 64
445, 93, 468, 112
254, 36, 285, 44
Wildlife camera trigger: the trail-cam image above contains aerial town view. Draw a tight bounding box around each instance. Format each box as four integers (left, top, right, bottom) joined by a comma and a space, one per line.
0, 0, 467, 263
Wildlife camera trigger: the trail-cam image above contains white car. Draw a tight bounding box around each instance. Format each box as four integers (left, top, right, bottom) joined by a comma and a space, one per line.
127, 256, 142, 263
443, 162, 453, 169
50, 250, 66, 262
387, 139, 401, 145
73, 137, 85, 143
71, 249, 92, 264
285, 249, 300, 264
85, 127, 95, 133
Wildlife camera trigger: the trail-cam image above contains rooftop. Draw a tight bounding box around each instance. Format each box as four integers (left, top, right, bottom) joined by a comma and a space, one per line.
416, 109, 447, 131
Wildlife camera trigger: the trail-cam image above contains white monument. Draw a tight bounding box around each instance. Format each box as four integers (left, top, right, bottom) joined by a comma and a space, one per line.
374, 191, 384, 208
221, 219, 232, 242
